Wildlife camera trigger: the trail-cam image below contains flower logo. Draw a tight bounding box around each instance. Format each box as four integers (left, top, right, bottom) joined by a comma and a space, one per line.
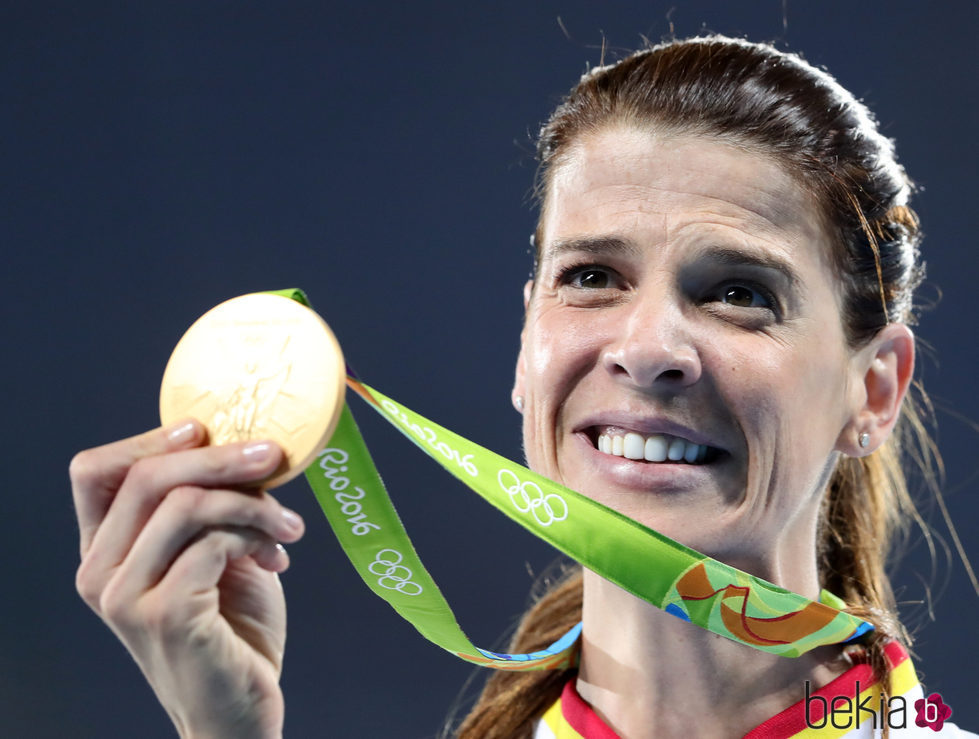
915, 692, 952, 732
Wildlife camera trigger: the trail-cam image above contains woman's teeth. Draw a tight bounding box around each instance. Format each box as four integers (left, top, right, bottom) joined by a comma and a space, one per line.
597, 431, 709, 464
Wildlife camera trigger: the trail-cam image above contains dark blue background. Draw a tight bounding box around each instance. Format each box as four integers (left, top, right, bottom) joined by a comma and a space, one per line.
2, 1, 976, 736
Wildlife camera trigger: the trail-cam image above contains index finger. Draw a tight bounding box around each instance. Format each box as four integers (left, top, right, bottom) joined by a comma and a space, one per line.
69, 419, 204, 557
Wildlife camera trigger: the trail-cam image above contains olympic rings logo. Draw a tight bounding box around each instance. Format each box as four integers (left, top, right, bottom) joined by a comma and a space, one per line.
497, 469, 568, 527
368, 549, 423, 596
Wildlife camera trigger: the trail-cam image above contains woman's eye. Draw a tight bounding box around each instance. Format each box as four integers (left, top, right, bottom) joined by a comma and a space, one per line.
558, 265, 617, 289
574, 269, 611, 288
719, 284, 772, 309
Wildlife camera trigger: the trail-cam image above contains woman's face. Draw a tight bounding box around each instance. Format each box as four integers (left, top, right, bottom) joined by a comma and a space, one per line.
514, 127, 866, 574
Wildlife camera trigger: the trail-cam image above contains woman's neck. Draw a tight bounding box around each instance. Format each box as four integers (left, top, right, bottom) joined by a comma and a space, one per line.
577, 569, 849, 739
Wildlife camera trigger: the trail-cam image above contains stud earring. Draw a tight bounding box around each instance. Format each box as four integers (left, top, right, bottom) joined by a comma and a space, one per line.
514, 396, 524, 412
858, 432, 870, 449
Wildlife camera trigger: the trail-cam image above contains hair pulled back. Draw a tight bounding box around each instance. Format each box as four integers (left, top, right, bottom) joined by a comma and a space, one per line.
457, 35, 928, 738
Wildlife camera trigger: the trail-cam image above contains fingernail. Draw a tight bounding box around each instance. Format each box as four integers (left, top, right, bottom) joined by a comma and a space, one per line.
167, 421, 199, 445
242, 441, 274, 463
275, 543, 290, 572
281, 508, 303, 533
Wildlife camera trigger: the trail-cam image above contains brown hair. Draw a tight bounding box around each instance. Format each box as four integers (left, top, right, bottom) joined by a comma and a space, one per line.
457, 35, 929, 737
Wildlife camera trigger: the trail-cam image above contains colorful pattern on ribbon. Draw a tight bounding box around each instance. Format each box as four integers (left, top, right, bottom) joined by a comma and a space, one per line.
663, 560, 871, 658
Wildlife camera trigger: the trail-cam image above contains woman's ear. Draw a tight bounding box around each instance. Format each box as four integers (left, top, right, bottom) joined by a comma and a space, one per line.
836, 322, 915, 456
512, 280, 534, 412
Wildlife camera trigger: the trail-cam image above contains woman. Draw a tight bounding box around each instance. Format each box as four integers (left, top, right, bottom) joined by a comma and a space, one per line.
71, 36, 971, 737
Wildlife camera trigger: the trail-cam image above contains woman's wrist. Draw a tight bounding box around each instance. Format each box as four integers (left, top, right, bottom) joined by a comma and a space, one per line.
181, 723, 283, 739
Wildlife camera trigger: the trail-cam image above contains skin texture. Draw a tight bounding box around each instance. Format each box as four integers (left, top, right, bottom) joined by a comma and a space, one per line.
512, 127, 914, 737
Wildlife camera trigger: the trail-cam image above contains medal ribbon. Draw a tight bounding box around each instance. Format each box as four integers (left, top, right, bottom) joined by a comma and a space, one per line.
274, 289, 873, 669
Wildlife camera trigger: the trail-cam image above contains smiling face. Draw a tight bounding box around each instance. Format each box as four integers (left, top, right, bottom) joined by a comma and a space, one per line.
514, 127, 866, 577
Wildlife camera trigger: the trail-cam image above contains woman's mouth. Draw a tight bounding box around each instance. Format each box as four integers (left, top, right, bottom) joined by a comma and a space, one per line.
592, 427, 721, 465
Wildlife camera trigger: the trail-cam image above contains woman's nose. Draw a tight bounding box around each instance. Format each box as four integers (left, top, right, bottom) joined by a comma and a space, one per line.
601, 291, 702, 389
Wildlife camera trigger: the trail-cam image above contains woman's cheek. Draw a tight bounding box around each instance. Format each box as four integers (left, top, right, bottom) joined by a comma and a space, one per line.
526, 309, 591, 386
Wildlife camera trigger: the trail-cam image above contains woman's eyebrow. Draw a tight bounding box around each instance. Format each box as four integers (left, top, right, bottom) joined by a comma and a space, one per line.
697, 245, 801, 288
544, 236, 642, 260
545, 238, 800, 286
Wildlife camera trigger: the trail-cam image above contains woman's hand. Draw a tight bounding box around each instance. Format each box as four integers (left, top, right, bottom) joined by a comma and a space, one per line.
71, 420, 305, 739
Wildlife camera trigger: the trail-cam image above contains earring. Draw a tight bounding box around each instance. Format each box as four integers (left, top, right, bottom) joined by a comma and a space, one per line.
514, 396, 524, 412
858, 432, 870, 449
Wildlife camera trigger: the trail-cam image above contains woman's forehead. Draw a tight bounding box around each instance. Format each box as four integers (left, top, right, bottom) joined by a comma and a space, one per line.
541, 127, 827, 251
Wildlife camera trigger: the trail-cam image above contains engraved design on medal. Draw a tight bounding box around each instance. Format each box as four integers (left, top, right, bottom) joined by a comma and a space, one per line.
210, 334, 296, 444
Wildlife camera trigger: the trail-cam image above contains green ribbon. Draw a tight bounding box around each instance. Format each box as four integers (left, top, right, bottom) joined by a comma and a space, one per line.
281, 289, 872, 670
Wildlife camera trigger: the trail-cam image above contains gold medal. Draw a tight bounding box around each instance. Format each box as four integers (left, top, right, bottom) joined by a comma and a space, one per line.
160, 293, 346, 488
